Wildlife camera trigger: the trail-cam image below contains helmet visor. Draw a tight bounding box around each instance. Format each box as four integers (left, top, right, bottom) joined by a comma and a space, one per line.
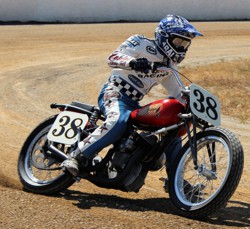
169, 35, 191, 52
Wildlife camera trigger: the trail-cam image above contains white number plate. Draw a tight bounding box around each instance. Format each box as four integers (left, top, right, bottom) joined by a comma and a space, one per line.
47, 111, 89, 145
190, 83, 221, 126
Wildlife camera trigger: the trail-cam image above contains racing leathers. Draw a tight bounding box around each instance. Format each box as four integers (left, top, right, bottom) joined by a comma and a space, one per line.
76, 34, 184, 160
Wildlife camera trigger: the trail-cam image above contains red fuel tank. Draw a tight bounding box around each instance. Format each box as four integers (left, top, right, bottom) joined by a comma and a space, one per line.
130, 98, 185, 128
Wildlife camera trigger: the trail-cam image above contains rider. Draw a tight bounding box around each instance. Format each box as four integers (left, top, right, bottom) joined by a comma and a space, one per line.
61, 15, 203, 176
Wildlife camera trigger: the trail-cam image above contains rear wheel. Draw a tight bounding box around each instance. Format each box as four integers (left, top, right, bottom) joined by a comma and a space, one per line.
18, 116, 75, 195
168, 127, 244, 219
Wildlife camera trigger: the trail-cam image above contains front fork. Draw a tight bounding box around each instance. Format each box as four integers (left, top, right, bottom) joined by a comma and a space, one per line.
184, 115, 198, 170
184, 115, 217, 178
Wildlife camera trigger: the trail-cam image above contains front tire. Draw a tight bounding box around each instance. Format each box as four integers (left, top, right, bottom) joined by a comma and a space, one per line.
168, 127, 244, 219
18, 115, 75, 195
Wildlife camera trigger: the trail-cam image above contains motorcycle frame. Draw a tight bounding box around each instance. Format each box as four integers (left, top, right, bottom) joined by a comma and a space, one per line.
48, 66, 212, 177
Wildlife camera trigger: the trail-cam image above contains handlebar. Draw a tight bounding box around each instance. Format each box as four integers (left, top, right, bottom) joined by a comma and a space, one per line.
152, 62, 187, 90
123, 61, 191, 92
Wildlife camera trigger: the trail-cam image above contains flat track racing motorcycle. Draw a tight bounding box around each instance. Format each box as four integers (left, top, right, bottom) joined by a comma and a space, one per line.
18, 64, 244, 219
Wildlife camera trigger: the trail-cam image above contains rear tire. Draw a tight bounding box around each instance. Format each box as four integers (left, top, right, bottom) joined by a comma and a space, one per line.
168, 127, 244, 219
18, 116, 75, 195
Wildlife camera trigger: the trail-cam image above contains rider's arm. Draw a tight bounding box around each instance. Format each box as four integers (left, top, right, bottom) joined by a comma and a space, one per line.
161, 65, 187, 104
107, 35, 143, 69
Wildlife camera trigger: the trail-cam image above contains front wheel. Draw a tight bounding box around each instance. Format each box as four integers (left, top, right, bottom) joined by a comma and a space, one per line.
168, 127, 244, 219
18, 115, 75, 195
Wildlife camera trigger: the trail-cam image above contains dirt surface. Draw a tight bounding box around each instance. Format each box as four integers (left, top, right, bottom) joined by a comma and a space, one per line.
0, 22, 249, 228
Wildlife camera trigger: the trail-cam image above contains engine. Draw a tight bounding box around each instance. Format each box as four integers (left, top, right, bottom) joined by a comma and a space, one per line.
110, 132, 157, 172
108, 131, 165, 192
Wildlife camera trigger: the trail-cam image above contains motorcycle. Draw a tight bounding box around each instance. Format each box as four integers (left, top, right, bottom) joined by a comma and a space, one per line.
18, 64, 244, 219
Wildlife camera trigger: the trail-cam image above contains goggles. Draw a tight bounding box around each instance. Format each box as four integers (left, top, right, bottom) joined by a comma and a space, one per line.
168, 34, 191, 52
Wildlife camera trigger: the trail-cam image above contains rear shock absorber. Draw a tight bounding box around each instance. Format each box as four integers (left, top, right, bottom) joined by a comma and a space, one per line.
89, 106, 100, 126
79, 107, 100, 141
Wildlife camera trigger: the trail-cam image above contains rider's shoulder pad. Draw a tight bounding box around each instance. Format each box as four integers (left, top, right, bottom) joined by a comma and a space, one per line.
125, 34, 145, 47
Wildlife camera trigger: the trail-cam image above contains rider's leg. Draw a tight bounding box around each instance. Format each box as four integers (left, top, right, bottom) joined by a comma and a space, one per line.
61, 84, 139, 176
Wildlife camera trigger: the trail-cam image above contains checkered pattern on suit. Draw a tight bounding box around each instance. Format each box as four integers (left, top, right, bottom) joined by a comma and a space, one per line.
110, 77, 143, 101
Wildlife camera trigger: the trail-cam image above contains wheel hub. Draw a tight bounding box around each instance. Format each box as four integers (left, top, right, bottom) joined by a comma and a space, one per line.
197, 164, 217, 180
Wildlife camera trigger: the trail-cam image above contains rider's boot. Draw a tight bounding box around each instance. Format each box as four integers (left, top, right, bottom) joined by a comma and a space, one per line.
61, 157, 79, 177
61, 148, 89, 177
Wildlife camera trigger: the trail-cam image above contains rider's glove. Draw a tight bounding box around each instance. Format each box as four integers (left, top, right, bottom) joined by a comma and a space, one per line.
129, 58, 151, 74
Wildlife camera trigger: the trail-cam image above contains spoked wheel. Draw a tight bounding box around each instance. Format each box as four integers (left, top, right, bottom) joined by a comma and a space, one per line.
168, 127, 244, 219
18, 116, 75, 195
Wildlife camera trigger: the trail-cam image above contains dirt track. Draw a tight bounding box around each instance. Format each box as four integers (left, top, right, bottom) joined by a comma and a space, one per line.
0, 22, 249, 228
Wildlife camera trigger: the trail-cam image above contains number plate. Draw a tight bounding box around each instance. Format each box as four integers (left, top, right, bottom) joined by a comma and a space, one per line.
47, 111, 89, 145
190, 83, 221, 126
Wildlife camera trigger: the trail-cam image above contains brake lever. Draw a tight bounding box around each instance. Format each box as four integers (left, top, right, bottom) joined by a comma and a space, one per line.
151, 62, 167, 73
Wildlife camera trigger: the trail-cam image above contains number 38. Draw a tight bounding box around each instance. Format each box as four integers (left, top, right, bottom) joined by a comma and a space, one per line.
52, 115, 83, 139
193, 89, 218, 120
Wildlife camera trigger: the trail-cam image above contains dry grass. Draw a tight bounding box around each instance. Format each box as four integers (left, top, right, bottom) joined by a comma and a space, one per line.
180, 59, 250, 122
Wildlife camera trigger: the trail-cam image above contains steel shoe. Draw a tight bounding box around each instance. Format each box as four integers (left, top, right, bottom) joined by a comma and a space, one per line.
61, 158, 79, 177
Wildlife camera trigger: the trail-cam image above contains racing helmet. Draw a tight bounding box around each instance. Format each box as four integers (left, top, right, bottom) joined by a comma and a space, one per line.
155, 15, 203, 64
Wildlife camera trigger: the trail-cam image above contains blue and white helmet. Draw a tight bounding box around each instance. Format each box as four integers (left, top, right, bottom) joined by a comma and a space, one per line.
155, 15, 203, 64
